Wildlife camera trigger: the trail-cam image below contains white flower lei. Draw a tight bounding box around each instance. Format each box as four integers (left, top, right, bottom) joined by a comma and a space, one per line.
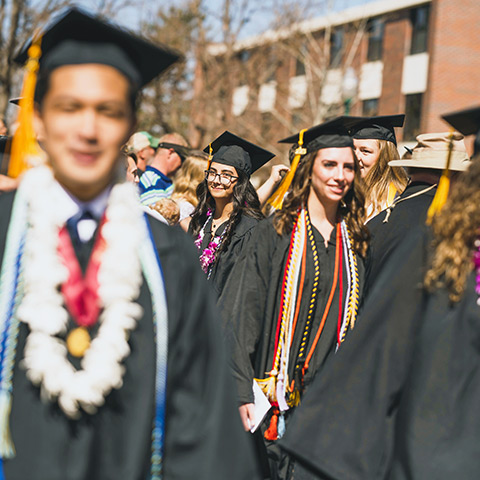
16, 167, 145, 419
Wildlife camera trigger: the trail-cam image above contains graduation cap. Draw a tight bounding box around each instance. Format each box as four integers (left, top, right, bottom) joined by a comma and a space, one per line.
424, 106, 480, 224
442, 106, 480, 158
278, 116, 354, 152
343, 114, 405, 146
269, 117, 354, 209
203, 131, 275, 176
8, 7, 181, 179
14, 7, 181, 88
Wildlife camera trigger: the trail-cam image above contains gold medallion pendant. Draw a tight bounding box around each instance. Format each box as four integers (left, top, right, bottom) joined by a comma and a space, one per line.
66, 327, 91, 357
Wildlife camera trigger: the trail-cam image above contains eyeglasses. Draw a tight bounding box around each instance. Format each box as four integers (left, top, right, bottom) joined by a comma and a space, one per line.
204, 169, 238, 186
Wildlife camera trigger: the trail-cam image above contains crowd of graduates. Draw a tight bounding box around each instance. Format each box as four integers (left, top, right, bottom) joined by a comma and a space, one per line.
0, 5, 479, 480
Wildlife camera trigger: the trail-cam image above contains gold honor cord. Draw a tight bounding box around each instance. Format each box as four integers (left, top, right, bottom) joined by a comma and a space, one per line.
267, 128, 308, 210
9, 36, 44, 179
426, 128, 456, 225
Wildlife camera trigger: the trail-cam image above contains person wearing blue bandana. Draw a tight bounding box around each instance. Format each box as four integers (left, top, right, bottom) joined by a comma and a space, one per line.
0, 7, 258, 480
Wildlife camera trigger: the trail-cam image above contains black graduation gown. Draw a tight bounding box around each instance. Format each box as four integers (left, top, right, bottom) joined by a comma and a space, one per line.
364, 181, 436, 296
219, 215, 365, 407
198, 213, 259, 298
219, 216, 365, 479
281, 225, 480, 479
0, 190, 260, 480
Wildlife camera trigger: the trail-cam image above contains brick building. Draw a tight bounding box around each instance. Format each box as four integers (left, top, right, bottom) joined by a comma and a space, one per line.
190, 0, 480, 160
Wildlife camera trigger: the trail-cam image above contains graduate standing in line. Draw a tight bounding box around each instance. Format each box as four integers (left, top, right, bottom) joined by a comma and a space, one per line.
344, 115, 408, 219
190, 131, 274, 299
364, 131, 470, 295
219, 118, 369, 480
0, 8, 259, 480
279, 106, 480, 480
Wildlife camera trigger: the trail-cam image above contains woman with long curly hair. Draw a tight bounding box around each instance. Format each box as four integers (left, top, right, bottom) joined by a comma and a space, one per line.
346, 114, 408, 219
189, 131, 274, 298
219, 118, 369, 480
277, 109, 480, 480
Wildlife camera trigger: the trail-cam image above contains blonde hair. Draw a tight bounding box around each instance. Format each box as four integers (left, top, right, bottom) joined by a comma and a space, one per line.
172, 154, 207, 207
425, 155, 480, 302
364, 140, 408, 216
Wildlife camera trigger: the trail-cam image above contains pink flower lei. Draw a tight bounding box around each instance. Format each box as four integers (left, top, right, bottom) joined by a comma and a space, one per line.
195, 209, 227, 279
473, 238, 480, 304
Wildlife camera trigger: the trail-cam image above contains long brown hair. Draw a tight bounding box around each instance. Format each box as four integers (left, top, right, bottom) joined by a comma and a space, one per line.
274, 146, 369, 257
425, 155, 480, 302
364, 140, 408, 216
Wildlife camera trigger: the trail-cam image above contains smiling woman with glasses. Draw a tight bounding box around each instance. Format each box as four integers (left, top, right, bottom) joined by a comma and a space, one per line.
189, 131, 275, 299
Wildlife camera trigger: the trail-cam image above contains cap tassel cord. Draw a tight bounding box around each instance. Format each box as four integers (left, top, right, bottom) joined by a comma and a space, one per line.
206, 143, 213, 170
268, 129, 308, 210
8, 37, 43, 179
426, 129, 455, 225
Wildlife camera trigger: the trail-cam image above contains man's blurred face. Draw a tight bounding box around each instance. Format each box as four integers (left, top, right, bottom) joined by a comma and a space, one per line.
35, 63, 135, 201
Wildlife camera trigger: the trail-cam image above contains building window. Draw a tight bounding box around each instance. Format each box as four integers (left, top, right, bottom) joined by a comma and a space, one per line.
362, 98, 379, 116
236, 50, 251, 85
410, 5, 430, 54
329, 27, 344, 68
295, 42, 307, 76
404, 93, 423, 140
237, 50, 250, 63
367, 18, 384, 62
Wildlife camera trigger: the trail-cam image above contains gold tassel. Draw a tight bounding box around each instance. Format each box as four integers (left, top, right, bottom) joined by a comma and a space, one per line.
267, 128, 308, 210
287, 389, 300, 407
8, 37, 43, 179
426, 129, 455, 225
206, 143, 213, 170
255, 375, 277, 403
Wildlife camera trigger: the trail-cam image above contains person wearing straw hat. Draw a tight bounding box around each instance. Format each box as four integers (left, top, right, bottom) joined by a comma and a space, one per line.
219, 117, 369, 480
278, 111, 480, 480
0, 7, 258, 480
364, 132, 470, 295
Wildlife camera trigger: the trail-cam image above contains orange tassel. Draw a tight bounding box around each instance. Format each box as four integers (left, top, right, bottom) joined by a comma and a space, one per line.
8, 37, 44, 179
264, 408, 279, 441
206, 143, 213, 170
267, 128, 308, 210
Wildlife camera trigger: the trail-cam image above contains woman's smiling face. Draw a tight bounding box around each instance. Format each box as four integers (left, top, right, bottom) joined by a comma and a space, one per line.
353, 139, 380, 177
206, 162, 238, 201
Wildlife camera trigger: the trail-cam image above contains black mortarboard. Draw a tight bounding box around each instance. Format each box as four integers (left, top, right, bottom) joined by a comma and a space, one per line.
14, 7, 180, 88
278, 117, 354, 151
270, 118, 354, 209
442, 106, 480, 157
203, 131, 275, 176
343, 114, 405, 146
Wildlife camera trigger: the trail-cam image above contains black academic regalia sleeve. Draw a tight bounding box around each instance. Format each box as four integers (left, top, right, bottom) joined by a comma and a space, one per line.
218, 219, 278, 405
149, 221, 261, 480
279, 227, 429, 480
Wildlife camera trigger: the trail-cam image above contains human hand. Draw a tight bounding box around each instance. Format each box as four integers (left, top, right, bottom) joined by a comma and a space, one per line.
269, 164, 289, 184
238, 403, 255, 432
